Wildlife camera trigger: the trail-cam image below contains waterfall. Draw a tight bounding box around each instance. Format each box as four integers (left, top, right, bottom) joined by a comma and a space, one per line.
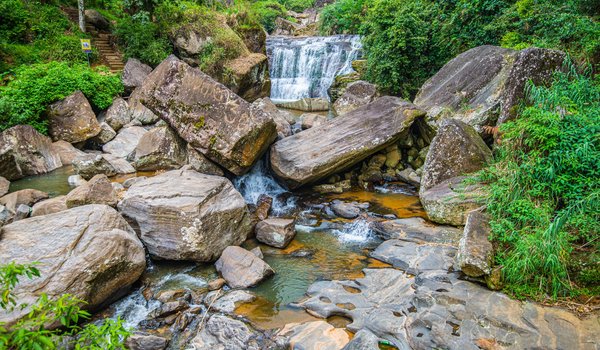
233, 158, 296, 216
267, 35, 363, 102
333, 219, 374, 245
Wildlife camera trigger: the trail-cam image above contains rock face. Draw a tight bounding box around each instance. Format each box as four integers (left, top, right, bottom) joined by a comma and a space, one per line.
414, 45, 565, 132
186, 145, 224, 176
31, 196, 67, 217
333, 81, 378, 116
131, 126, 187, 171
223, 53, 270, 102
252, 98, 292, 140
135, 55, 277, 175
255, 218, 296, 248
420, 119, 492, 193
122, 58, 153, 93
0, 125, 62, 181
84, 9, 110, 31
51, 140, 87, 166
66, 174, 118, 208
94, 122, 117, 144
47, 91, 101, 143
276, 97, 329, 112
458, 210, 493, 277
215, 246, 274, 288
0, 205, 146, 326
118, 168, 253, 261
105, 98, 131, 132
73, 153, 135, 180
420, 176, 484, 226
189, 315, 260, 350
277, 321, 350, 350
0, 177, 9, 197
271, 97, 426, 188
102, 126, 148, 158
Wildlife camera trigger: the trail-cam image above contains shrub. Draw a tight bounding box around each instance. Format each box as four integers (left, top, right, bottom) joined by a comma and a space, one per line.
114, 14, 172, 67
0, 262, 130, 349
320, 0, 370, 35
279, 0, 314, 12
0, 62, 123, 134
479, 63, 600, 299
249, 1, 288, 33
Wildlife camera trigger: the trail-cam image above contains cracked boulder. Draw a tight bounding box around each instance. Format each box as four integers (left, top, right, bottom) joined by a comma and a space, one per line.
118, 168, 253, 261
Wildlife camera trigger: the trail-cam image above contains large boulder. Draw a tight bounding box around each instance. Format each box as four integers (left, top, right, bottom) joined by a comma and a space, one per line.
51, 141, 87, 166
414, 46, 565, 132
72, 153, 135, 180
122, 58, 152, 93
102, 126, 148, 158
252, 98, 292, 140
0, 125, 62, 181
135, 55, 277, 175
223, 53, 270, 102
84, 9, 110, 31
0, 205, 146, 326
420, 119, 492, 193
255, 218, 296, 248
118, 168, 253, 261
215, 246, 274, 288
105, 98, 132, 132
47, 91, 101, 143
420, 176, 484, 226
189, 314, 260, 350
131, 126, 187, 171
271, 97, 426, 188
276, 321, 350, 350
31, 196, 68, 217
186, 145, 224, 176
458, 210, 493, 277
0, 177, 9, 197
333, 81, 378, 116
65, 174, 118, 208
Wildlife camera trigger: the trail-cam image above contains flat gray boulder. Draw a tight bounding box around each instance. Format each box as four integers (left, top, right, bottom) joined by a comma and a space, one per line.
276, 321, 350, 350
215, 246, 274, 288
65, 174, 118, 208
271, 97, 425, 188
0, 125, 62, 180
414, 45, 565, 132
73, 153, 135, 180
51, 140, 87, 166
0, 205, 146, 326
135, 55, 277, 175
333, 80, 378, 116
102, 126, 147, 158
189, 314, 260, 350
118, 168, 253, 261
122, 58, 152, 92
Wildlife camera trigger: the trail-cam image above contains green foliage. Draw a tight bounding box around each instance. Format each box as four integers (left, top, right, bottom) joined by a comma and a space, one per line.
319, 0, 369, 35
479, 64, 600, 299
278, 0, 314, 12
248, 1, 288, 33
0, 262, 130, 349
114, 14, 172, 67
0, 62, 123, 134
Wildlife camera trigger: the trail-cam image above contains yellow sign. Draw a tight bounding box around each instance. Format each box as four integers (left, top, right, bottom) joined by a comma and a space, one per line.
80, 39, 92, 53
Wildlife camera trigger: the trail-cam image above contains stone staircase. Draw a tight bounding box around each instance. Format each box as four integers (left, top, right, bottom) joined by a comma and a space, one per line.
62, 7, 124, 73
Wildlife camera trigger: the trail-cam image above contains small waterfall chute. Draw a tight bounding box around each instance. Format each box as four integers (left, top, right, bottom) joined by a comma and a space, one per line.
333, 219, 374, 245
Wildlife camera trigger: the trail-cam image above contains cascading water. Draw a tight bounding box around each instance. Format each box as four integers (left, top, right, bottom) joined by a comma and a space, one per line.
267, 35, 363, 102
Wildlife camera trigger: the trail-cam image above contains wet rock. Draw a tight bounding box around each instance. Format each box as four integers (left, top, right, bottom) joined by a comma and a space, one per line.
68, 175, 86, 187
51, 141, 86, 166
131, 126, 187, 171
122, 58, 152, 93
342, 329, 380, 350
255, 218, 296, 248
253, 98, 292, 139
209, 290, 256, 314
31, 196, 68, 217
0, 177, 9, 197
458, 210, 493, 277
271, 97, 425, 188
102, 126, 148, 158
300, 113, 326, 130
414, 45, 565, 132
396, 167, 420, 187
0, 189, 48, 214
277, 97, 329, 112
331, 201, 363, 219
123, 176, 146, 189
0, 205, 146, 327
66, 174, 118, 208
149, 300, 189, 319
333, 81, 378, 116
112, 182, 124, 192
371, 240, 456, 274
155, 289, 190, 303
47, 91, 101, 143
420, 176, 484, 226
105, 98, 131, 132
72, 153, 135, 180
0, 125, 62, 181
94, 122, 117, 144
313, 180, 352, 194
290, 248, 315, 258
223, 53, 270, 102
125, 333, 168, 350
189, 314, 259, 350
255, 194, 273, 221
420, 119, 491, 193
118, 168, 253, 261
328, 72, 361, 103
135, 55, 277, 175
372, 217, 462, 244
186, 145, 225, 176
215, 246, 274, 288
208, 278, 226, 291
276, 321, 350, 350
84, 9, 110, 31
250, 246, 263, 259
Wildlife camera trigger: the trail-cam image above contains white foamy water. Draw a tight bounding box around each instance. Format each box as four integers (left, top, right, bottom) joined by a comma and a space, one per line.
268, 35, 362, 102
112, 293, 161, 329
333, 219, 374, 244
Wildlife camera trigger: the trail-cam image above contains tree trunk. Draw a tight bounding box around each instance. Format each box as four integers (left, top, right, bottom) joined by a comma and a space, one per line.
78, 0, 85, 33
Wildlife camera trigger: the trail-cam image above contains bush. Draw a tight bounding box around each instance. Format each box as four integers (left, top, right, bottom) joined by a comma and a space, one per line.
248, 1, 288, 33
279, 0, 314, 12
0, 262, 130, 349
479, 63, 600, 299
320, 0, 369, 35
0, 62, 123, 134
114, 14, 172, 67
